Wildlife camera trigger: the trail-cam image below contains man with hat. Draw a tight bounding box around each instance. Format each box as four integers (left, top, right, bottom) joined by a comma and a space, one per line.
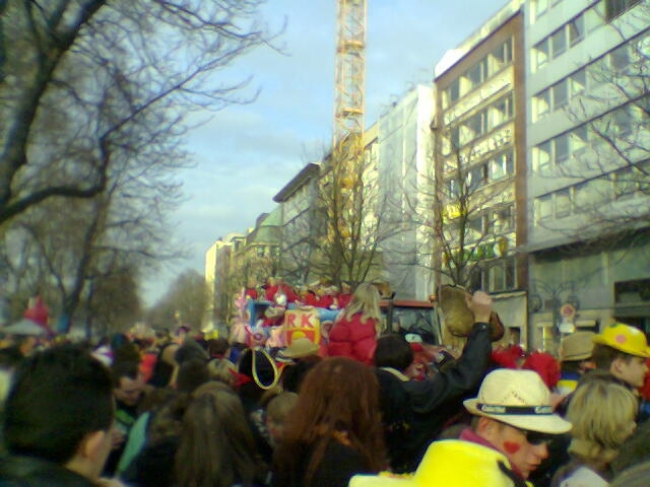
591, 323, 649, 390
351, 369, 572, 487
556, 331, 596, 396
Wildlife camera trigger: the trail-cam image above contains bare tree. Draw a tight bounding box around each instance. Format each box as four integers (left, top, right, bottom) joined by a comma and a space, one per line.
0, 0, 276, 226
304, 144, 394, 288
147, 268, 209, 330
400, 127, 515, 290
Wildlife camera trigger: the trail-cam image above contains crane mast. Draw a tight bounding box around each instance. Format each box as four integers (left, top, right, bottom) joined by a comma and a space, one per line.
332, 0, 367, 237
334, 0, 367, 151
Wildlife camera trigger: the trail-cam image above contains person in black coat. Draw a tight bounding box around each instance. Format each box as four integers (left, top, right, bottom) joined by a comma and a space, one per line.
374, 290, 494, 472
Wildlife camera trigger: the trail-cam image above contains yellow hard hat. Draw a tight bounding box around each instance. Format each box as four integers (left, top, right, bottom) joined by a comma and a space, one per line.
592, 323, 650, 358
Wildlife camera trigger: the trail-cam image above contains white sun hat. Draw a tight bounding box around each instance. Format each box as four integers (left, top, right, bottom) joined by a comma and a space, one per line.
464, 369, 571, 434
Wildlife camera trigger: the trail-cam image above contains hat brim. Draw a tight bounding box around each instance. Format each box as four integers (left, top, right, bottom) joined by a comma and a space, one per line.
350, 475, 417, 487
279, 344, 320, 359
562, 351, 592, 361
2, 319, 49, 337
592, 336, 650, 358
463, 398, 572, 435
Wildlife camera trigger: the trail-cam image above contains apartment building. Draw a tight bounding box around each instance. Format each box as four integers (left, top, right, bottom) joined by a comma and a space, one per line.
433, 1, 529, 342
525, 0, 650, 348
377, 85, 435, 300
204, 232, 243, 326
273, 162, 321, 284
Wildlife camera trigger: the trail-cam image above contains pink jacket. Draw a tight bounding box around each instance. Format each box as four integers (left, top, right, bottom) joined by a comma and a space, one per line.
327, 312, 378, 364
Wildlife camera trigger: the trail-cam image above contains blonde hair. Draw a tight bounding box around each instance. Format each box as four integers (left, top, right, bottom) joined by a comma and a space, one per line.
207, 358, 237, 387
343, 283, 381, 323
267, 391, 298, 425
567, 379, 638, 465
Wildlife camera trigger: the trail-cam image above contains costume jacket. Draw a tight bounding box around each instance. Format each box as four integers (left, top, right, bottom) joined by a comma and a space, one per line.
327, 312, 378, 364
0, 456, 98, 487
399, 322, 492, 471
349, 437, 530, 487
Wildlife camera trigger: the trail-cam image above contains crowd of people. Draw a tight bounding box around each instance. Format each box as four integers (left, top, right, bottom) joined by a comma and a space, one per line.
0, 284, 649, 487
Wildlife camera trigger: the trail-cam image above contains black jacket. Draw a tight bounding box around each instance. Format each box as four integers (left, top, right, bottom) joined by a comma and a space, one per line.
0, 456, 98, 487
381, 322, 492, 472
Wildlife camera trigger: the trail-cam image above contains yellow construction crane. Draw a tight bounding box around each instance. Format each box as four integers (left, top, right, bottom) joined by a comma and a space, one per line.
331, 0, 367, 246
334, 0, 367, 151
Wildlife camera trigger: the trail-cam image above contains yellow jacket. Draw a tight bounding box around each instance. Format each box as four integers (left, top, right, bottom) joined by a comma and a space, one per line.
350, 439, 531, 487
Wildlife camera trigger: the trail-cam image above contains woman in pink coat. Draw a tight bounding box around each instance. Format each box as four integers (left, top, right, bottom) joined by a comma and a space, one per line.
327, 283, 381, 364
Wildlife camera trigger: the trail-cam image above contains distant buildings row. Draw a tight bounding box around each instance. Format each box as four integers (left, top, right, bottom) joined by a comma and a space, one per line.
206, 0, 649, 351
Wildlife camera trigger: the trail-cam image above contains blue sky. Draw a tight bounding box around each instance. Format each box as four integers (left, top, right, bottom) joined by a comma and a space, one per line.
143, 0, 510, 304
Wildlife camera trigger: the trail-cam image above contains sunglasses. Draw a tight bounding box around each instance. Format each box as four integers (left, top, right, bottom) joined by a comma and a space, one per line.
497, 421, 556, 446
519, 429, 556, 446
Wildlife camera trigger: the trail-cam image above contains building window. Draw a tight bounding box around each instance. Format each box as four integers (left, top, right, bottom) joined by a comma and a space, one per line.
533, 0, 549, 21
605, 0, 642, 22
534, 38, 550, 70
532, 13, 586, 70
610, 43, 630, 71
492, 205, 514, 233
575, 177, 613, 208
614, 166, 641, 199
570, 126, 589, 155
489, 39, 513, 74
534, 141, 552, 173
552, 80, 569, 109
555, 134, 570, 165
555, 188, 572, 217
489, 150, 515, 181
489, 95, 514, 129
551, 28, 567, 57
468, 164, 487, 190
444, 79, 460, 108
536, 195, 553, 224
568, 15, 585, 46
534, 89, 551, 121
489, 258, 516, 292
569, 69, 586, 96
467, 216, 484, 242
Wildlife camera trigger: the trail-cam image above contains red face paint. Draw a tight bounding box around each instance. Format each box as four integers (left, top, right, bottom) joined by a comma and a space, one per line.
504, 441, 521, 455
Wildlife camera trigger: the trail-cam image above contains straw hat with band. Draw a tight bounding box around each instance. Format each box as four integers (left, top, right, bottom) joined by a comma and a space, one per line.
437, 285, 505, 342
560, 331, 595, 361
463, 369, 572, 435
592, 323, 650, 358
278, 337, 319, 359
